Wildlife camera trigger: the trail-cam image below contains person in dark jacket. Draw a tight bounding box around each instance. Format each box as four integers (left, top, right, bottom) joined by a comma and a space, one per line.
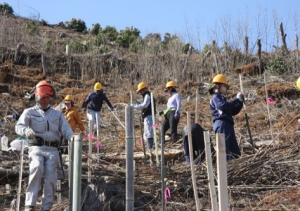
82, 82, 114, 137
183, 113, 205, 163
132, 82, 154, 150
210, 74, 244, 160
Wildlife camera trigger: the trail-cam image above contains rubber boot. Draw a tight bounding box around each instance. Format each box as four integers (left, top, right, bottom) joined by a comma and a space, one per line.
147, 138, 154, 150
185, 156, 190, 164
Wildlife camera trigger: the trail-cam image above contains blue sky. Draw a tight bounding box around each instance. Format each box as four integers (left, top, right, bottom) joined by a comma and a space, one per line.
2, 0, 300, 51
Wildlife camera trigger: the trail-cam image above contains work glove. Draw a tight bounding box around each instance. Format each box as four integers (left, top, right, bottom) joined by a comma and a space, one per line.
25, 128, 35, 139
236, 92, 245, 102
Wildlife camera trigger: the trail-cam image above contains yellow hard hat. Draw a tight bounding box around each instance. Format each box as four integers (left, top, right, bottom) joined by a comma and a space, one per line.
165, 81, 177, 89
136, 82, 147, 93
94, 82, 103, 91
212, 74, 228, 86
64, 95, 73, 102
296, 77, 300, 90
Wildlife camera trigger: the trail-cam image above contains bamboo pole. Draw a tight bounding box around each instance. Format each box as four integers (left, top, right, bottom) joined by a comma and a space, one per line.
160, 123, 166, 211
72, 134, 82, 211
263, 72, 274, 144
110, 109, 125, 129
16, 139, 25, 211
187, 112, 201, 211
125, 105, 134, 211
203, 131, 218, 211
239, 74, 255, 151
151, 92, 159, 166
195, 89, 199, 123
216, 133, 229, 211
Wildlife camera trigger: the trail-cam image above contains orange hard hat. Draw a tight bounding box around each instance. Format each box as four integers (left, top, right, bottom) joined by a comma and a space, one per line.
35, 80, 54, 98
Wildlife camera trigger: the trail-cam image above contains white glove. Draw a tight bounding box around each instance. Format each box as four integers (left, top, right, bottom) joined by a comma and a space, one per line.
25, 128, 35, 138
236, 92, 245, 102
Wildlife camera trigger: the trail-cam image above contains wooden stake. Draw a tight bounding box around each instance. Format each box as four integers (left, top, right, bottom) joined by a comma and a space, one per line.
57, 180, 62, 204
203, 131, 218, 211
257, 39, 262, 75
244, 36, 249, 55
160, 123, 166, 211
279, 22, 288, 54
125, 105, 134, 211
151, 92, 159, 166
187, 112, 201, 211
16, 139, 25, 211
239, 74, 255, 152
263, 73, 275, 144
216, 133, 229, 211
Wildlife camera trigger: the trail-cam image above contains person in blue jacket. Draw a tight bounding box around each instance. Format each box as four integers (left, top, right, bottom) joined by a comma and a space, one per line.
82, 82, 114, 137
209, 74, 244, 160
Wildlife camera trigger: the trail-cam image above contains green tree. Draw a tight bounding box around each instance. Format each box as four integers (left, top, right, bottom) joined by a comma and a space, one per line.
90, 23, 101, 35
117, 27, 140, 48
101, 26, 119, 42
267, 57, 288, 75
144, 33, 161, 43
0, 3, 14, 15
65, 18, 87, 32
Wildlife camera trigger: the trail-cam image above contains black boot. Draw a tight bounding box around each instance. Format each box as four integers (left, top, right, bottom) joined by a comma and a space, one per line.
25, 206, 35, 211
147, 138, 154, 149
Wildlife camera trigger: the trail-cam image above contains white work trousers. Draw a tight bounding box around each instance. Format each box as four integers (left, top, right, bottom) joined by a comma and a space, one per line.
25, 146, 59, 210
143, 115, 154, 141
87, 109, 101, 137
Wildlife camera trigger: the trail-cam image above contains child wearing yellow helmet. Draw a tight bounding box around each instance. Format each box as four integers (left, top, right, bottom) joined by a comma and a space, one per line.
63, 95, 85, 133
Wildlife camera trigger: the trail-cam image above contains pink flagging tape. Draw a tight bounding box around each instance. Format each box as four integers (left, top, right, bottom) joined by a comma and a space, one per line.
266, 97, 276, 105
140, 137, 144, 145
83, 133, 97, 142
164, 187, 171, 202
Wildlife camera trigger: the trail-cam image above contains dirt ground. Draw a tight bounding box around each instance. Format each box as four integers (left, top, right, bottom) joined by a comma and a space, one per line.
0, 63, 299, 210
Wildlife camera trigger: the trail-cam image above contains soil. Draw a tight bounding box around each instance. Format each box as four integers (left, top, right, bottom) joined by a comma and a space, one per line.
0, 62, 299, 210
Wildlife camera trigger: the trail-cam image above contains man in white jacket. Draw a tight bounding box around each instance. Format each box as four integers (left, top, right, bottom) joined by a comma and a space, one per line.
161, 81, 181, 142
15, 80, 73, 211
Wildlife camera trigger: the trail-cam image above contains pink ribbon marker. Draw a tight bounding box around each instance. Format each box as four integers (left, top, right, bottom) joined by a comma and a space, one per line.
83, 133, 97, 142
95, 139, 104, 151
266, 97, 276, 105
164, 187, 171, 202
140, 137, 144, 145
